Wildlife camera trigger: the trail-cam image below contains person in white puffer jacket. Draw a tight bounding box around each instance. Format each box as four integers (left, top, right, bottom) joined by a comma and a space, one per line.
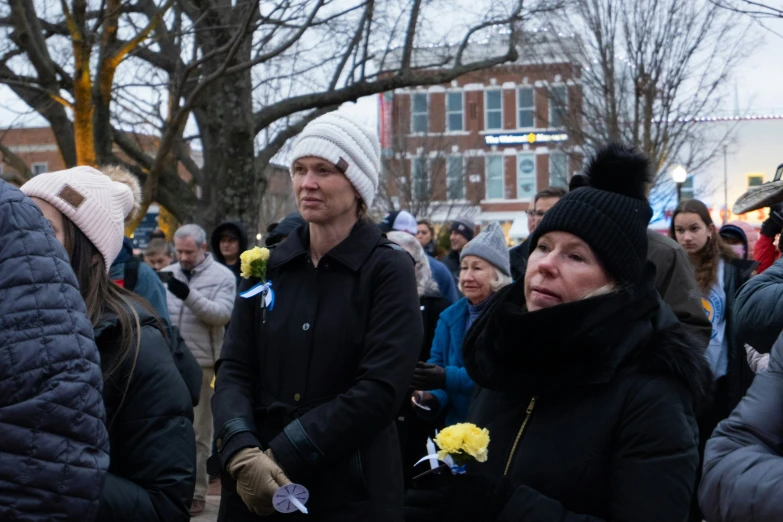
162, 223, 236, 515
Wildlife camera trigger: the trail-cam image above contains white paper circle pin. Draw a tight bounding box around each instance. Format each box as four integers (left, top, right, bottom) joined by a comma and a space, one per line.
273, 483, 309, 514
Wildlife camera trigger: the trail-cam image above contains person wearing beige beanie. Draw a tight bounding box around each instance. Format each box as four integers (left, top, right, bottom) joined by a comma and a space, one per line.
21, 166, 196, 522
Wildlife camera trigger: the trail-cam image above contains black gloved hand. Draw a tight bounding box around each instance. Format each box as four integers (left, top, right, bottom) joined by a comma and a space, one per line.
404, 469, 509, 522
761, 203, 783, 238
411, 362, 446, 390
167, 277, 190, 300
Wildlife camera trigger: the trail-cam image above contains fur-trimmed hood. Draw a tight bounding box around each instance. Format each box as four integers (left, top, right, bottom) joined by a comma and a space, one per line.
462, 263, 712, 415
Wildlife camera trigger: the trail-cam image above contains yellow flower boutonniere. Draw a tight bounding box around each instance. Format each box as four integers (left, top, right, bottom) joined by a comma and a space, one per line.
240, 246, 270, 281
434, 422, 490, 467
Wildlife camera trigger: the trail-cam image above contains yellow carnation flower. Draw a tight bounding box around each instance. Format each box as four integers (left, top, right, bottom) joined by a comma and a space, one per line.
240, 247, 271, 280
434, 423, 490, 463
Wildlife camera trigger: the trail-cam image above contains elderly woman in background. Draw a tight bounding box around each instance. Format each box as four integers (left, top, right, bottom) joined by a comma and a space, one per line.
387, 231, 452, 487
410, 222, 512, 427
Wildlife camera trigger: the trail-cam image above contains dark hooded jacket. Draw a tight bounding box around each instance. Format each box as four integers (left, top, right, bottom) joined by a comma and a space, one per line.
94, 302, 196, 522
0, 180, 110, 521
698, 330, 783, 522
458, 265, 711, 522
211, 221, 249, 285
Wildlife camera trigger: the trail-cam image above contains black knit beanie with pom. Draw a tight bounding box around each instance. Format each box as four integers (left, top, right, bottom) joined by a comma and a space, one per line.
528, 143, 654, 284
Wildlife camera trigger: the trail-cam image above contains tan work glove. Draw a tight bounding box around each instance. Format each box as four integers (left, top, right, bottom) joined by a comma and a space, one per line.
228, 447, 292, 516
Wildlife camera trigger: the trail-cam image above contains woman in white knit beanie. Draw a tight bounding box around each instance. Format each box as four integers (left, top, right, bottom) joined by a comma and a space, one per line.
212, 111, 423, 521
21, 166, 196, 521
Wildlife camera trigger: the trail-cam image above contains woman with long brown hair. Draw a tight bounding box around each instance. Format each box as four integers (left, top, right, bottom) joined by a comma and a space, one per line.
670, 199, 757, 522
670, 199, 757, 414
21, 166, 195, 522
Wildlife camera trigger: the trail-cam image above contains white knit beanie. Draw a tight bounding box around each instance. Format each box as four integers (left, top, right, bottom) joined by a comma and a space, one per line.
21, 166, 141, 270
289, 111, 381, 207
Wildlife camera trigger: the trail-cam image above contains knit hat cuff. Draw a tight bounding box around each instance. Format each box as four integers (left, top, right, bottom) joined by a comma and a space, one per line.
530, 196, 649, 283
22, 177, 124, 271
290, 135, 377, 207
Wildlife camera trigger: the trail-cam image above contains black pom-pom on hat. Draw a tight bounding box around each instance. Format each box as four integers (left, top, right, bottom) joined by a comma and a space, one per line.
582, 143, 653, 201
529, 144, 654, 284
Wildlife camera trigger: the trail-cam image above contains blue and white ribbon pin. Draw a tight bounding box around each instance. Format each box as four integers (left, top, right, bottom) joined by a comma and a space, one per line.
239, 281, 275, 310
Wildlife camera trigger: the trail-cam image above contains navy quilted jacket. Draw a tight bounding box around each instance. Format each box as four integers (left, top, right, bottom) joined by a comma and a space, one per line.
0, 180, 110, 520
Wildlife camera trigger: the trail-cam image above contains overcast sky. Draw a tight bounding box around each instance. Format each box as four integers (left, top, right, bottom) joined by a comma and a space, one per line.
2, 16, 781, 138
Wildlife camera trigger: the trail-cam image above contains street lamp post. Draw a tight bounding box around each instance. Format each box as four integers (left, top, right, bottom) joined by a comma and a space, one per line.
672, 165, 688, 204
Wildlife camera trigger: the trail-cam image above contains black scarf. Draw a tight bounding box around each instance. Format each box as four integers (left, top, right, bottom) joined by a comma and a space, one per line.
463, 265, 661, 394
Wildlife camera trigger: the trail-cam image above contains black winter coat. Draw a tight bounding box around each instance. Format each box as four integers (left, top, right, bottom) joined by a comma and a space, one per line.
212, 219, 423, 522
460, 265, 711, 522
508, 239, 530, 282
94, 303, 196, 522
698, 331, 783, 522
0, 180, 109, 521
399, 292, 452, 487
441, 249, 461, 284
718, 257, 757, 413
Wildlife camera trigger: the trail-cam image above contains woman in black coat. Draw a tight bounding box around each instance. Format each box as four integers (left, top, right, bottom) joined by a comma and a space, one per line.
21, 166, 196, 522
405, 144, 711, 522
212, 112, 423, 521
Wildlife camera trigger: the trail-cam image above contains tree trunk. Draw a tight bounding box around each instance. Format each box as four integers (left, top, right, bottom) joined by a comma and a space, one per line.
198, 69, 259, 235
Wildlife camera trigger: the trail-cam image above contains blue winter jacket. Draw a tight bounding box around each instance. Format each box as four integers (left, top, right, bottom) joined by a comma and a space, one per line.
424, 298, 475, 425
428, 256, 459, 304
0, 180, 110, 520
111, 238, 171, 326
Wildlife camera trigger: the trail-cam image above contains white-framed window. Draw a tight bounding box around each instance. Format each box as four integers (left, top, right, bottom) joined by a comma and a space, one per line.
447, 156, 465, 200
518, 87, 535, 129
517, 153, 537, 199
32, 162, 48, 176
549, 151, 568, 188
411, 93, 428, 133
549, 85, 567, 128
412, 157, 429, 200
485, 90, 502, 130
485, 155, 504, 199
446, 92, 464, 132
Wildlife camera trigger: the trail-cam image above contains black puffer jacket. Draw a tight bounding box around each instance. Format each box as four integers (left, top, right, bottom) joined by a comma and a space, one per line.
94, 303, 196, 522
460, 265, 711, 521
0, 180, 110, 521
699, 331, 783, 521
213, 219, 422, 521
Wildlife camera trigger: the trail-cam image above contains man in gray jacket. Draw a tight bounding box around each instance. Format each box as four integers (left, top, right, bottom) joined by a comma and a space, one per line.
162, 224, 236, 515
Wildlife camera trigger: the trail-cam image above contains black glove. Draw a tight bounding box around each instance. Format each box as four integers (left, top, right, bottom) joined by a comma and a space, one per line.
411, 362, 446, 390
761, 203, 783, 238
167, 277, 190, 300
404, 469, 509, 522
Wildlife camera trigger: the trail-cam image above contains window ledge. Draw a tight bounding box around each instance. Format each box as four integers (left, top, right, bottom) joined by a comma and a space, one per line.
443, 130, 472, 136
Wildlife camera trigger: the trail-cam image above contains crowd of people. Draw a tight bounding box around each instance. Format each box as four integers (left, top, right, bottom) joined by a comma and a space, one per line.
3, 109, 783, 522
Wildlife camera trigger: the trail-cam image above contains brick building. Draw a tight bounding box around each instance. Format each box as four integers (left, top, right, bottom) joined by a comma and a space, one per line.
379, 53, 582, 239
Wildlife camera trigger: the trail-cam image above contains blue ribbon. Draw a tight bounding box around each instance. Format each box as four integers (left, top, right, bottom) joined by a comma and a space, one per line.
239, 281, 275, 310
